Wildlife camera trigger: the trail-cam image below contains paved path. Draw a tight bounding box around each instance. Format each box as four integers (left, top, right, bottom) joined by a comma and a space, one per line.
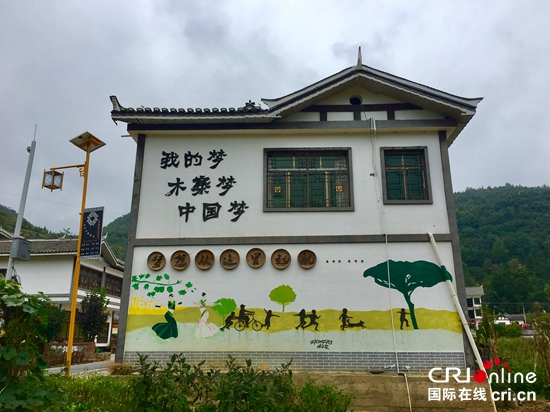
48, 360, 113, 375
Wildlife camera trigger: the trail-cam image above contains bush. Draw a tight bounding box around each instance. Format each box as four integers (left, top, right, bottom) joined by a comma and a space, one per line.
295, 379, 354, 412
38, 355, 354, 411
203, 356, 295, 412
108, 362, 137, 375
497, 337, 550, 400
42, 373, 134, 412
0, 278, 61, 411
130, 354, 353, 412
493, 322, 523, 338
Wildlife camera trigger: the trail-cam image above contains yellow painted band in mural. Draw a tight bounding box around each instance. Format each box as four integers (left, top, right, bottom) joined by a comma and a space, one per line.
126, 306, 461, 334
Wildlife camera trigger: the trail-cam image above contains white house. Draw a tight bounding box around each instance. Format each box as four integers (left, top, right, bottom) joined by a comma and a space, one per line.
0, 231, 124, 347
466, 285, 484, 329
110, 55, 481, 371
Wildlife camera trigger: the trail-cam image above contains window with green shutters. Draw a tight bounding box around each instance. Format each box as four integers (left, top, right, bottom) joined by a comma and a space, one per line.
265, 149, 353, 211
381, 147, 432, 204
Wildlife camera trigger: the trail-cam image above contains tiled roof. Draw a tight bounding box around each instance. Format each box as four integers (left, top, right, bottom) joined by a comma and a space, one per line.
0, 239, 77, 255
110, 64, 482, 140
0, 236, 124, 269
110, 97, 271, 125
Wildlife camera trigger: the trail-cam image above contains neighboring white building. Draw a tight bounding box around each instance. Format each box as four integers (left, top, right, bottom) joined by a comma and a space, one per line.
466, 285, 484, 329
110, 56, 481, 371
0, 232, 124, 347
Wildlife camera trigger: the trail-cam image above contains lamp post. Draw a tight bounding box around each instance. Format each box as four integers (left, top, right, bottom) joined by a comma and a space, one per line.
42, 132, 105, 376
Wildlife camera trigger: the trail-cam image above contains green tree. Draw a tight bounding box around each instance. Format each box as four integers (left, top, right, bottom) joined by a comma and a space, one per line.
76, 288, 110, 342
212, 298, 237, 322
490, 236, 509, 264
269, 285, 296, 313
38, 302, 66, 342
363, 260, 452, 329
485, 259, 539, 313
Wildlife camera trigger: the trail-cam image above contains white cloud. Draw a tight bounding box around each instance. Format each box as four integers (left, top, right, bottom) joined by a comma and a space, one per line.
1, 0, 549, 232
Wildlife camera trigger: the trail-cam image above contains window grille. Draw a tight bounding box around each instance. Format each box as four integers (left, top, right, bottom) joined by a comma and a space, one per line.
265, 149, 352, 210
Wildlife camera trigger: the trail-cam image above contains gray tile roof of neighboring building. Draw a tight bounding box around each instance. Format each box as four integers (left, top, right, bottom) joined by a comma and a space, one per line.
0, 237, 124, 269
0, 239, 77, 255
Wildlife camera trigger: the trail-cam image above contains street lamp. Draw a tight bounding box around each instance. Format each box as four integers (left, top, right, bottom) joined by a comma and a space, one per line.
42, 131, 105, 376
41, 169, 64, 191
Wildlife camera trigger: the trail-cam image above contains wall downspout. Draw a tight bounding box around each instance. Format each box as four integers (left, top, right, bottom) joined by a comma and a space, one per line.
367, 115, 412, 412
427, 232, 497, 412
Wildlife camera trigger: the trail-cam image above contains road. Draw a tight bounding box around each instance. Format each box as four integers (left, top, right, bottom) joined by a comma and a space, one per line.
48, 359, 113, 375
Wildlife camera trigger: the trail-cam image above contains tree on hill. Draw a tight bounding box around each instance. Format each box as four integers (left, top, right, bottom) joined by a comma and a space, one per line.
102, 213, 130, 260
0, 204, 76, 239
455, 184, 550, 312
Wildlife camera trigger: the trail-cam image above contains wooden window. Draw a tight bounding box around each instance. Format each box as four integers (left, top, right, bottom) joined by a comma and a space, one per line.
265, 148, 353, 211
79, 267, 102, 290
381, 147, 432, 204
105, 274, 122, 297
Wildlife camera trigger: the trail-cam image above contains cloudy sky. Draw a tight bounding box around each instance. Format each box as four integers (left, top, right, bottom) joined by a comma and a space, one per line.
1, 0, 549, 234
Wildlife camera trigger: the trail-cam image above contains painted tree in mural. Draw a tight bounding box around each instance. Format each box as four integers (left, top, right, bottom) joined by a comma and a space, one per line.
269, 284, 296, 313
363, 260, 452, 330
212, 298, 237, 322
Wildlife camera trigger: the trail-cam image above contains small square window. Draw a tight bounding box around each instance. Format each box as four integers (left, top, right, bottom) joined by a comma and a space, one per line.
381, 147, 432, 204
264, 148, 353, 211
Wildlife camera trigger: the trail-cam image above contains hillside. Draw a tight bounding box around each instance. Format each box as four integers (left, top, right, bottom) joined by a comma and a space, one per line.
455, 184, 550, 313
0, 204, 75, 239
2, 184, 549, 313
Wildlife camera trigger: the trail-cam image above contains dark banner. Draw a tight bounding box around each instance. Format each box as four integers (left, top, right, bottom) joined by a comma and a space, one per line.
80, 206, 104, 259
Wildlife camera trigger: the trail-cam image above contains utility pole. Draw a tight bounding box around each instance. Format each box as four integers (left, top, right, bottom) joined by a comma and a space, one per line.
7, 126, 37, 281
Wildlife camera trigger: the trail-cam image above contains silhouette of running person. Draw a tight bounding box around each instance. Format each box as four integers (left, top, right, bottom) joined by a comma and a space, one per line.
339, 308, 352, 330
263, 309, 279, 330
304, 309, 321, 331
295, 309, 307, 329
221, 311, 236, 331
398, 308, 410, 329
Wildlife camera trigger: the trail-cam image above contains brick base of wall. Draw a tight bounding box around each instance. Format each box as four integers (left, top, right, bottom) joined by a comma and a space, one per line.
123, 351, 465, 372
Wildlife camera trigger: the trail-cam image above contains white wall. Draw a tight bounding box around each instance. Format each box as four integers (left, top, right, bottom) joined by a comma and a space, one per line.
2, 255, 74, 296
131, 241, 457, 312
136, 131, 449, 239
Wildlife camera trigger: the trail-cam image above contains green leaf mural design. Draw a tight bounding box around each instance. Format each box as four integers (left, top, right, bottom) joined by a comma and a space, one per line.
131, 273, 195, 298
212, 298, 237, 322
269, 285, 296, 313
363, 260, 452, 330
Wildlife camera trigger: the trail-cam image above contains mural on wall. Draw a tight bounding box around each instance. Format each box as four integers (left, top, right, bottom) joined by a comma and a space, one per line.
212, 298, 237, 324
363, 260, 453, 330
195, 293, 219, 340
125, 259, 461, 352
159, 149, 248, 224
131, 273, 196, 339
269, 284, 296, 312
339, 308, 366, 330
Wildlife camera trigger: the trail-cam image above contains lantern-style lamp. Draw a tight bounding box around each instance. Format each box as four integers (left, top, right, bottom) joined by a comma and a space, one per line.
42, 169, 64, 191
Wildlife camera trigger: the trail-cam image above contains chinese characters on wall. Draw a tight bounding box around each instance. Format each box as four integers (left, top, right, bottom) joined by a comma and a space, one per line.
160, 149, 248, 223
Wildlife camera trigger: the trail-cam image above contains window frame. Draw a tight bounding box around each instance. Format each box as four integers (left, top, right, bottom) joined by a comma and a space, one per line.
380, 146, 432, 205
263, 147, 354, 212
